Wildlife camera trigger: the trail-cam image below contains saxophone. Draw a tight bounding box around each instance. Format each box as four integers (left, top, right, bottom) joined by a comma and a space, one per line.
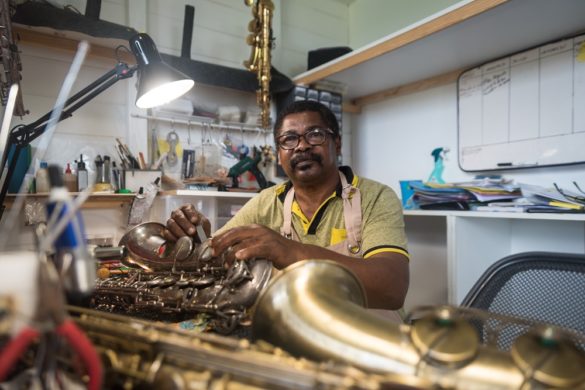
244, 0, 273, 129
252, 260, 585, 390
3, 255, 585, 388
68, 306, 402, 389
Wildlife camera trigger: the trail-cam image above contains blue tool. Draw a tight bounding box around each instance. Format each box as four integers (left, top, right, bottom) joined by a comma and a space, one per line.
45, 164, 96, 303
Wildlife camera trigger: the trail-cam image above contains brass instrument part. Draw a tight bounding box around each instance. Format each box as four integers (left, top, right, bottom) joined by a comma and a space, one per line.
92, 222, 273, 334
244, 0, 273, 129
68, 306, 396, 389
410, 307, 479, 365
511, 326, 585, 388
252, 260, 585, 389
5, 256, 585, 388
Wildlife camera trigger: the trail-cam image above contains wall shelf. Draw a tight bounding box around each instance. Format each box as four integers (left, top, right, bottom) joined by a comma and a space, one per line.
160, 190, 257, 199
293, 0, 585, 109
403, 209, 585, 221
4, 193, 135, 209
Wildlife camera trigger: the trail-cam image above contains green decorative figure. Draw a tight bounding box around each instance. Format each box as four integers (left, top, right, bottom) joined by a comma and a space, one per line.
427, 147, 449, 184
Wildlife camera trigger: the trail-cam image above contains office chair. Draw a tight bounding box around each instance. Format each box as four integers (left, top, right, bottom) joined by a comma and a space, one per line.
461, 251, 585, 351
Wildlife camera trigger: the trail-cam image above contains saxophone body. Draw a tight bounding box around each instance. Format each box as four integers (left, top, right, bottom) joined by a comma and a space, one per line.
244, 0, 273, 129
70, 306, 404, 389
252, 260, 585, 390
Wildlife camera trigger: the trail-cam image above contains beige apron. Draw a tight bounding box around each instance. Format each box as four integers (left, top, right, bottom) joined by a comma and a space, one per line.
280, 171, 403, 323
280, 172, 362, 256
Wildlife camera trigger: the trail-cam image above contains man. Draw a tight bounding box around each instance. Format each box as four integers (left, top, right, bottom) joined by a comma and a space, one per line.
164, 100, 409, 311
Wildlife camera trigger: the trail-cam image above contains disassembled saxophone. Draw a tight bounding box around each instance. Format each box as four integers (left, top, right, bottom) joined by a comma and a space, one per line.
244, 0, 274, 129
91, 222, 273, 334
2, 224, 585, 389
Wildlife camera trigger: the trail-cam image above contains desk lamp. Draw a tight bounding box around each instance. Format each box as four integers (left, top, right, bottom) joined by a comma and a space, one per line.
0, 33, 194, 218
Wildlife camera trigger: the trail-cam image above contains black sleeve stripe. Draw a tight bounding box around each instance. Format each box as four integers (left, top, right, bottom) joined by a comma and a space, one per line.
363, 245, 409, 257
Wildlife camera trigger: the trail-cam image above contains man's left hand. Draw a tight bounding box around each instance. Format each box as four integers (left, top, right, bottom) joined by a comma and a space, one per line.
210, 224, 298, 268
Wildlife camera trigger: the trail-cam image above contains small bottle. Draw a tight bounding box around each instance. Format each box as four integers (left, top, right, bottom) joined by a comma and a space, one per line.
63, 163, 78, 192
35, 161, 50, 193
76, 155, 89, 191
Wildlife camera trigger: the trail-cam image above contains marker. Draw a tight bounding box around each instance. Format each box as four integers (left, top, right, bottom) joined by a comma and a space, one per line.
497, 162, 538, 167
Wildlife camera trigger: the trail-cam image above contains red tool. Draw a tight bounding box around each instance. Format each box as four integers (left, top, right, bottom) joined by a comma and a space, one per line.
0, 260, 102, 389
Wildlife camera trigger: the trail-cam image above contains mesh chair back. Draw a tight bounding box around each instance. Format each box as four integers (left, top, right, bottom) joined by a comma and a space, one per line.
461, 251, 585, 351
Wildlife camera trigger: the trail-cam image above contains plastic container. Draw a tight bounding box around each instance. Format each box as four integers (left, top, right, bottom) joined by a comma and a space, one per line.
63, 163, 78, 192
35, 161, 50, 193
76, 155, 89, 191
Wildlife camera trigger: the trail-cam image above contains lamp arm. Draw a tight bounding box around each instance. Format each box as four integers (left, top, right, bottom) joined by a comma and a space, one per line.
0, 62, 137, 219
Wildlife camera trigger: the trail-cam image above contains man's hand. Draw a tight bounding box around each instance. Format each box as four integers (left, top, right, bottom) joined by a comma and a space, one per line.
210, 224, 409, 311
210, 224, 300, 269
163, 204, 211, 242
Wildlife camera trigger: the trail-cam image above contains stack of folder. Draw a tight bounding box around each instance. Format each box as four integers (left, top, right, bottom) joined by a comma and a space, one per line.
404, 178, 523, 210
403, 179, 585, 213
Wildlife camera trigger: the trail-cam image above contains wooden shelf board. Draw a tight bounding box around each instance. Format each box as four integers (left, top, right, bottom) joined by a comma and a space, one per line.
4, 193, 135, 209
293, 0, 585, 104
161, 190, 258, 199
403, 209, 585, 221
14, 24, 135, 64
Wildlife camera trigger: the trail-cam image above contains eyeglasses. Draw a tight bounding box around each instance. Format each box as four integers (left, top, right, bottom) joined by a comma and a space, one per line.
276, 128, 335, 150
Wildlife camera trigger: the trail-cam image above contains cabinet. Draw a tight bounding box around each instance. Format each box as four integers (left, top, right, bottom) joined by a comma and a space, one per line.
402, 210, 585, 310
150, 190, 256, 233
293, 0, 585, 110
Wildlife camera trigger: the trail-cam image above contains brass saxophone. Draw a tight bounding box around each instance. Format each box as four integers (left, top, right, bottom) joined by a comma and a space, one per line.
3, 259, 585, 388
244, 0, 273, 129
68, 306, 407, 389
252, 260, 585, 390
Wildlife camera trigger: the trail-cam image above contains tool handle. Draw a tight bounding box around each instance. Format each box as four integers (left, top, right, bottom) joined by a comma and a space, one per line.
57, 320, 103, 390
0, 327, 38, 381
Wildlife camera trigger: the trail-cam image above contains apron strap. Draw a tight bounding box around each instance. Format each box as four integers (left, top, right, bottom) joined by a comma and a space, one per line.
340, 172, 362, 254
280, 186, 295, 239
280, 171, 362, 254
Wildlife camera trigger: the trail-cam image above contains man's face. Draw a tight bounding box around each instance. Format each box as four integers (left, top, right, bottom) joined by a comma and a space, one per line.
276, 111, 341, 184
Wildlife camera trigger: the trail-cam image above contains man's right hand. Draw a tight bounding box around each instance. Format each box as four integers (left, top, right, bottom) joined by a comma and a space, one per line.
163, 204, 211, 242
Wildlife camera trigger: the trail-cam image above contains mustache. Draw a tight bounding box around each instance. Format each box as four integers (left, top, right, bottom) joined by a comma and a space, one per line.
289, 152, 322, 169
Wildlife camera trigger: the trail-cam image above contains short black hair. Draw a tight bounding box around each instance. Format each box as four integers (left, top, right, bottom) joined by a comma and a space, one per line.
274, 100, 340, 139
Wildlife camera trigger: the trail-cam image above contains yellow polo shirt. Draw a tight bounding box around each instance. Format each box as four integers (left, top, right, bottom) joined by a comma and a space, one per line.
217, 166, 408, 259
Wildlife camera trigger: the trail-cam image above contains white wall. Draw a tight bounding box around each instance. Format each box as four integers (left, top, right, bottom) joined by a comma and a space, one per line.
279, 0, 349, 76
348, 0, 459, 49
352, 83, 585, 197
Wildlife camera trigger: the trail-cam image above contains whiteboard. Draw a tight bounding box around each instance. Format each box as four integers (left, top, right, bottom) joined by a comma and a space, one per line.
457, 33, 585, 171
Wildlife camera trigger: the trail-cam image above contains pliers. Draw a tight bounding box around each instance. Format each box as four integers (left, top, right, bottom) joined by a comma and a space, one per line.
0, 259, 102, 389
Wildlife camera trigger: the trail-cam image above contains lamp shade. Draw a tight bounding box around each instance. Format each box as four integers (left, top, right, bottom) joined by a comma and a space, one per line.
129, 33, 194, 109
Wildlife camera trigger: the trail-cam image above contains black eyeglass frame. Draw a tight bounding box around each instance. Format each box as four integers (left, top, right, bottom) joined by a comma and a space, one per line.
276, 127, 336, 150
